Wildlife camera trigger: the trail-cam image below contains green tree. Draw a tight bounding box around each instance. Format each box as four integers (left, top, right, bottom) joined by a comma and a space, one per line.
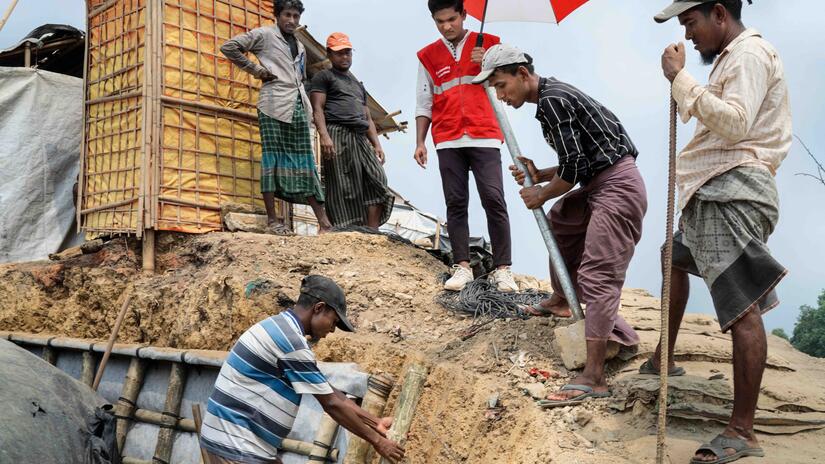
771, 328, 789, 340
791, 290, 825, 358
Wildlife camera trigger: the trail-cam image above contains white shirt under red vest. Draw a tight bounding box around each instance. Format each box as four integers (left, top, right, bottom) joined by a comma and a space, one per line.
416, 31, 504, 150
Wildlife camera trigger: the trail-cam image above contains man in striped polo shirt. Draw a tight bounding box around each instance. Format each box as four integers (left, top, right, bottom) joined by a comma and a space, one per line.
475, 44, 647, 408
201, 275, 405, 463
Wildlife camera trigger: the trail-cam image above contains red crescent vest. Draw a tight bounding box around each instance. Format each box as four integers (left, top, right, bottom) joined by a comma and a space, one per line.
418, 32, 504, 145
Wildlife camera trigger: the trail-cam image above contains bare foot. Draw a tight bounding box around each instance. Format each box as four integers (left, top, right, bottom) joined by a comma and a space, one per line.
525, 294, 572, 318
693, 428, 761, 462
544, 374, 608, 401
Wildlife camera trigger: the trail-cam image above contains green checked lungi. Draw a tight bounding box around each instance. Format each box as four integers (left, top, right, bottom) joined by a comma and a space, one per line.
258, 97, 324, 205
323, 123, 394, 228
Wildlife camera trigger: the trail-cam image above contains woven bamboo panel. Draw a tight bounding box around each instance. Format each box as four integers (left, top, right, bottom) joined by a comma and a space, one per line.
81, 0, 289, 235
81, 0, 147, 234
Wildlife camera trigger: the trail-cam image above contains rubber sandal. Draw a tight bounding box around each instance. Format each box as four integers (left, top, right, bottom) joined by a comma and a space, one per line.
638, 358, 686, 376
537, 384, 611, 409
689, 434, 765, 464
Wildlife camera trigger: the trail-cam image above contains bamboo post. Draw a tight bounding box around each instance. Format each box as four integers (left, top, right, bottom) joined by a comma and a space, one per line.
142, 229, 155, 273
93, 292, 133, 390
152, 362, 188, 464
308, 413, 340, 463
379, 364, 428, 464
80, 351, 96, 387
42, 346, 57, 365
116, 357, 147, 454
345, 374, 395, 464
191, 404, 211, 464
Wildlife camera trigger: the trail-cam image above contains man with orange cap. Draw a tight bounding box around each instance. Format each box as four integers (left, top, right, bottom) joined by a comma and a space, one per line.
310, 33, 394, 229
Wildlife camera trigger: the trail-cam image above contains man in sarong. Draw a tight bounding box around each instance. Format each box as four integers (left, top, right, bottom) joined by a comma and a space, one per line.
221, 0, 332, 234
310, 33, 394, 229
474, 44, 647, 407
647, 2, 792, 463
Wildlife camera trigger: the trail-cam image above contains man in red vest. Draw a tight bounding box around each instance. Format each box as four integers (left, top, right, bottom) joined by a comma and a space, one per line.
415, 0, 518, 293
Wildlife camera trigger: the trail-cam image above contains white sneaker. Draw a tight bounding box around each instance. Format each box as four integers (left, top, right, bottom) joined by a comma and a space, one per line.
444, 265, 474, 291
491, 267, 519, 293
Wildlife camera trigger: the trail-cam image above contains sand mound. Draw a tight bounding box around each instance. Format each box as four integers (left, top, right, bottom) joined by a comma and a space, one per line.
2, 231, 824, 463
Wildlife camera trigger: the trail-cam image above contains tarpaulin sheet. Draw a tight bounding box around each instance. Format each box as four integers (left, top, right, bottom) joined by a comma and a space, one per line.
0, 67, 84, 263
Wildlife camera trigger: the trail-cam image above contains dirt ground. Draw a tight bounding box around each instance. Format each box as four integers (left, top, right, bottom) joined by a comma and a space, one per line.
1, 231, 824, 463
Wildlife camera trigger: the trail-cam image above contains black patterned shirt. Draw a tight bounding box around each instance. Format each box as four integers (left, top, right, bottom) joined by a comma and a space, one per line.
535, 77, 638, 185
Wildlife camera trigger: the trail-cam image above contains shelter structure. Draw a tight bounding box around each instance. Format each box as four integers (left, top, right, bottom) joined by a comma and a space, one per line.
78, 0, 406, 270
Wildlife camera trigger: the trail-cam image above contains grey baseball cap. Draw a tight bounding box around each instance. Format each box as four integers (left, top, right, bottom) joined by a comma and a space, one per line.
300, 275, 354, 332
472, 43, 530, 85
654, 0, 713, 23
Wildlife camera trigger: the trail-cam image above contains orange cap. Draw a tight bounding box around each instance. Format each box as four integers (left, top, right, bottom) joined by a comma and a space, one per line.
326, 32, 353, 51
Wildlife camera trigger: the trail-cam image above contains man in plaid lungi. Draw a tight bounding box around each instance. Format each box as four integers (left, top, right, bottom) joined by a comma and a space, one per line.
221, 0, 331, 234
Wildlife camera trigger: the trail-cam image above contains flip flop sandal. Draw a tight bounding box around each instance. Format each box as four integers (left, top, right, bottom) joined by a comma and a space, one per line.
689, 435, 765, 464
638, 358, 686, 376
537, 384, 611, 409
266, 223, 294, 236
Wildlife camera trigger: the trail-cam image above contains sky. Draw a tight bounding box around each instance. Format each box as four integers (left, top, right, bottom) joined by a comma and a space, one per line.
2, 0, 823, 334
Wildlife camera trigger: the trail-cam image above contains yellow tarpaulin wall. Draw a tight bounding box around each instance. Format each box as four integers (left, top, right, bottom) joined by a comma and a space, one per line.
81, 0, 289, 235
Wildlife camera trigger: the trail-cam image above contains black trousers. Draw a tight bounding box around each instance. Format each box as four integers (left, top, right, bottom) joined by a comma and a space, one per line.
436, 147, 512, 267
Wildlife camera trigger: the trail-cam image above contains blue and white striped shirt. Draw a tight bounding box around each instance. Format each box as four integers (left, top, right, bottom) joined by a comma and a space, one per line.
201, 310, 333, 463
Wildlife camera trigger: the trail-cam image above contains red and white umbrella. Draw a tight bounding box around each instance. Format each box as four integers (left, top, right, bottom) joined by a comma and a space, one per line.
465, 0, 591, 25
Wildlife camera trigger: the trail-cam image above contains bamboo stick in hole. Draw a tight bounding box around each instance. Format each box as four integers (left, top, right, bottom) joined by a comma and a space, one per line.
379, 364, 428, 464
346, 374, 395, 464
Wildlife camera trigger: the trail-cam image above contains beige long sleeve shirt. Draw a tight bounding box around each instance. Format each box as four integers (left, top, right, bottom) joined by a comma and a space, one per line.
672, 28, 792, 210
220, 25, 311, 123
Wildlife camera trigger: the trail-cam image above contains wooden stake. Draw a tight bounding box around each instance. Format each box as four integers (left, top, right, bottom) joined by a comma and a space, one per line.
116, 357, 147, 454
93, 292, 133, 390
308, 413, 340, 463
152, 362, 188, 464
346, 374, 395, 464
379, 364, 428, 464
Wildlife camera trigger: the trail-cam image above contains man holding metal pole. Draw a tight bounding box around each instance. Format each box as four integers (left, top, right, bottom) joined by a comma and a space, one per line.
474, 44, 646, 407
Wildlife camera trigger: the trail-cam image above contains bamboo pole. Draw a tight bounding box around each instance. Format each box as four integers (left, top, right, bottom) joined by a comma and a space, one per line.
0, 0, 20, 34
191, 404, 211, 464
308, 413, 340, 463
116, 357, 147, 454
142, 229, 155, 273
346, 374, 395, 464
379, 364, 428, 464
93, 292, 133, 390
42, 346, 57, 365
152, 362, 188, 464
80, 351, 96, 387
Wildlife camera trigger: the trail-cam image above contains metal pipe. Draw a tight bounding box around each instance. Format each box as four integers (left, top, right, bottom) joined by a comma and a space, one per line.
484, 86, 584, 321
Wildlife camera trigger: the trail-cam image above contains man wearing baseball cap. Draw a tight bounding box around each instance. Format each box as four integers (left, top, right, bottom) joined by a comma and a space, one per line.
647, 1, 790, 463
310, 33, 394, 230
201, 275, 405, 463
475, 44, 647, 409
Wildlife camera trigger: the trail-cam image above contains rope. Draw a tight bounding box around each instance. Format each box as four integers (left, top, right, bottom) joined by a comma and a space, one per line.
656, 97, 678, 463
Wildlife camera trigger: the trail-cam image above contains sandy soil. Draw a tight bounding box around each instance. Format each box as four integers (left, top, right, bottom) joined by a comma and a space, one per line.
1, 231, 824, 463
